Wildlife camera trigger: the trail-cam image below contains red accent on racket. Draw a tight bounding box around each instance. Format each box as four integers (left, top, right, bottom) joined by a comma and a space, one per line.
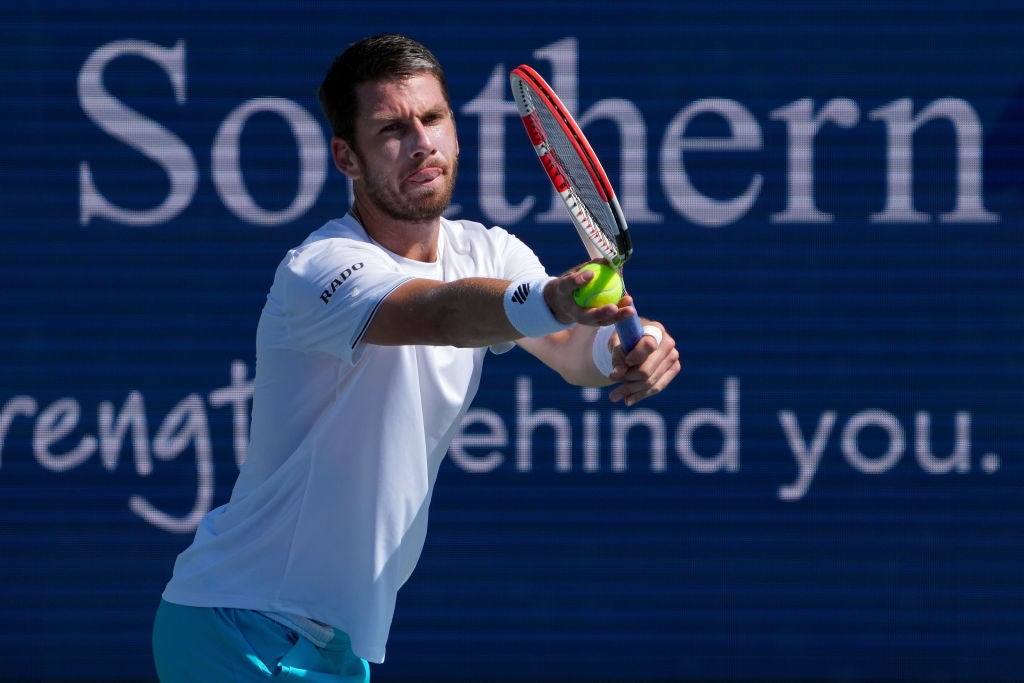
510, 64, 643, 351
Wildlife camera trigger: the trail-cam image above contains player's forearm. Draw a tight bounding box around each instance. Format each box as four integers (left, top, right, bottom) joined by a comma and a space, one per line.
426, 277, 527, 347
517, 325, 616, 388
363, 270, 634, 350
361, 277, 525, 348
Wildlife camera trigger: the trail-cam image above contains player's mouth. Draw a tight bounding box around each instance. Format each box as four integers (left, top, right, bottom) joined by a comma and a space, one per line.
406, 166, 444, 185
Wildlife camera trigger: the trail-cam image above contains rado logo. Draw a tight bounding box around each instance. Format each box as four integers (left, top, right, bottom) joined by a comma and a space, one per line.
319, 262, 364, 304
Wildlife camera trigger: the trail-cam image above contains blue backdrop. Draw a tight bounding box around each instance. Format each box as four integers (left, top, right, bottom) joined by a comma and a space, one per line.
2, 1, 1022, 681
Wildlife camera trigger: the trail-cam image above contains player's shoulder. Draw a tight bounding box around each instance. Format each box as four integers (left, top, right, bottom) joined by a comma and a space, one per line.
441, 216, 517, 249
286, 218, 390, 272
295, 217, 379, 255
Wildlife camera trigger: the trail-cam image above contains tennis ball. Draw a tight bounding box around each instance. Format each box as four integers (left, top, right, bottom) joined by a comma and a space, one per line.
573, 263, 624, 308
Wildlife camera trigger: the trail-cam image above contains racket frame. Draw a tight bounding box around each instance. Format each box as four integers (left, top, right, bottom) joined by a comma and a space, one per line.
510, 64, 644, 351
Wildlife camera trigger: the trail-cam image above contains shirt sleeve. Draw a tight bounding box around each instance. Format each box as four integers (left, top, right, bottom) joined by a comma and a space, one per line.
266, 239, 414, 364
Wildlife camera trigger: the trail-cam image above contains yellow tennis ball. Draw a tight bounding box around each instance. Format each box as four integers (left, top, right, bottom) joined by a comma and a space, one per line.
573, 263, 624, 308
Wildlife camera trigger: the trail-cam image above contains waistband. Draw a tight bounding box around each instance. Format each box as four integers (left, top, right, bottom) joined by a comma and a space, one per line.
259, 610, 336, 649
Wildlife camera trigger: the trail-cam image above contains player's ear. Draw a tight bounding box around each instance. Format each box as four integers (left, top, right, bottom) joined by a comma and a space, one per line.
331, 137, 362, 180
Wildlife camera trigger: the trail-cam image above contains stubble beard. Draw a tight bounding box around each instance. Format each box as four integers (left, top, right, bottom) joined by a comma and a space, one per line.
358, 155, 459, 223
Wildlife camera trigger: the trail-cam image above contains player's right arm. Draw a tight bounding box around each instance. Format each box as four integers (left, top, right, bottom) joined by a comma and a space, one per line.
361, 273, 633, 348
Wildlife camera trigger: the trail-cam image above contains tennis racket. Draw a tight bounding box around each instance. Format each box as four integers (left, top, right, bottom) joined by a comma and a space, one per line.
509, 64, 644, 351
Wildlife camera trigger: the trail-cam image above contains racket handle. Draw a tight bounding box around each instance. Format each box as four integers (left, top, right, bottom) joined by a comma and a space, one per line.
615, 313, 644, 353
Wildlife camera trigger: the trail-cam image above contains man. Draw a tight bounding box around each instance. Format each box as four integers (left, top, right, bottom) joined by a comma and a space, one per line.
153, 33, 679, 681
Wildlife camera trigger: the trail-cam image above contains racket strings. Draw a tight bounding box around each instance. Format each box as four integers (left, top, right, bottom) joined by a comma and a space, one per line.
526, 95, 622, 262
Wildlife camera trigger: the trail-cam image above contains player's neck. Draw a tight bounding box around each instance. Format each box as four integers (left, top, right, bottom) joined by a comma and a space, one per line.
350, 201, 440, 263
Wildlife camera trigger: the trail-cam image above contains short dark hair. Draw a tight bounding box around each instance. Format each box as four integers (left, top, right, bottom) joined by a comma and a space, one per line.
317, 33, 451, 144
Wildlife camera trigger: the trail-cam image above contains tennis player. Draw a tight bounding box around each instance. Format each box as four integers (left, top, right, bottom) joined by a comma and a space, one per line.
152, 33, 679, 682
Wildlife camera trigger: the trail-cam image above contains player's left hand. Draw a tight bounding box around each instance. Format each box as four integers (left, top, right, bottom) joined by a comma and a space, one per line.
607, 321, 680, 406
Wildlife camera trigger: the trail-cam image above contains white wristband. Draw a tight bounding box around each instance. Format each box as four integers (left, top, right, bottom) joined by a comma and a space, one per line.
592, 325, 616, 377
503, 277, 572, 338
642, 324, 663, 348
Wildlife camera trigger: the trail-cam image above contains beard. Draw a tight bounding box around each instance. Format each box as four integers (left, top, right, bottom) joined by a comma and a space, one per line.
357, 154, 459, 223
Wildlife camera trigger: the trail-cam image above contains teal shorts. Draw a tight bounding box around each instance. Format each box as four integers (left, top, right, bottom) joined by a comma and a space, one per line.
152, 599, 370, 682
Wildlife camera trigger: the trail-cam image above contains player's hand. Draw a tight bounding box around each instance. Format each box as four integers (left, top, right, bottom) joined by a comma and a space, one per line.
607, 321, 680, 406
543, 264, 636, 327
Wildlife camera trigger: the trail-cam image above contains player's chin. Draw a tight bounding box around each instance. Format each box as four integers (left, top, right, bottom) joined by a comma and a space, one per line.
398, 192, 452, 221
406, 183, 453, 211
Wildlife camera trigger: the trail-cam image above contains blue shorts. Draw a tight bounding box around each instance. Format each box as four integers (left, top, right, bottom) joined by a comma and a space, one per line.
152, 599, 370, 682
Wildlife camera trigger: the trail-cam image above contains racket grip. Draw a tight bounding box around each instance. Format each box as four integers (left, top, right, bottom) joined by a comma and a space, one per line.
615, 313, 644, 353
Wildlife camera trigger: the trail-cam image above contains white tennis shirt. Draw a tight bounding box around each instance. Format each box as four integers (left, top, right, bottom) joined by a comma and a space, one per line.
162, 214, 548, 663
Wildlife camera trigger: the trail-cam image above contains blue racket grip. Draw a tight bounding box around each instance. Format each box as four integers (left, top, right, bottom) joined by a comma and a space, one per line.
615, 312, 644, 353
